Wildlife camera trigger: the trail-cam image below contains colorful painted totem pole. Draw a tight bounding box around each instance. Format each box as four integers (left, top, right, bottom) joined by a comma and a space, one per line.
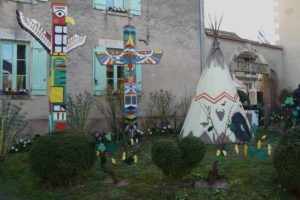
96, 25, 163, 135
16, 0, 86, 132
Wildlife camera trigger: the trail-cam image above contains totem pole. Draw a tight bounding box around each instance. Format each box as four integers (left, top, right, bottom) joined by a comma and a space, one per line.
96, 25, 163, 136
16, 0, 86, 132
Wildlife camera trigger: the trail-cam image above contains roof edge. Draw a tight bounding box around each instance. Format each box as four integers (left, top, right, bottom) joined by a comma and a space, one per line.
206, 30, 283, 50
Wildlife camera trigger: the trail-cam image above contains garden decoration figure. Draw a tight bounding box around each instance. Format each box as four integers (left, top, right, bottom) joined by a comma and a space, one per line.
293, 84, 300, 120
16, 0, 86, 132
179, 18, 251, 145
96, 25, 163, 135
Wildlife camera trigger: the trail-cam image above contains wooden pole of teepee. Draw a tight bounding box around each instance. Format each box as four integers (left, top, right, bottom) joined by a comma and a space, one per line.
199, 0, 206, 74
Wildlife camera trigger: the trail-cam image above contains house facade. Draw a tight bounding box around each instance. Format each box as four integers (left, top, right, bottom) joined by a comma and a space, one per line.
0, 0, 284, 135
274, 0, 300, 90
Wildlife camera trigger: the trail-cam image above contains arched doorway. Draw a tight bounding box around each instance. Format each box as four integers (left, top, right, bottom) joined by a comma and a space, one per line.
229, 43, 277, 113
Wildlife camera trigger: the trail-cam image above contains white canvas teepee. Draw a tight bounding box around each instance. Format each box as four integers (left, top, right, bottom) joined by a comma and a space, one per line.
179, 21, 251, 144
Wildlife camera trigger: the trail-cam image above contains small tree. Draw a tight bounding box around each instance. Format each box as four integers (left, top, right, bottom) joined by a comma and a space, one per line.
178, 89, 193, 118
67, 91, 94, 134
149, 89, 176, 128
0, 98, 26, 164
96, 91, 125, 142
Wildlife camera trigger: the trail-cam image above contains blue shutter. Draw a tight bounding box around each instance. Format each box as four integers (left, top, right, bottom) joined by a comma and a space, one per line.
93, 0, 107, 10
114, 0, 124, 8
136, 64, 142, 92
93, 46, 107, 95
31, 41, 47, 95
130, 0, 141, 16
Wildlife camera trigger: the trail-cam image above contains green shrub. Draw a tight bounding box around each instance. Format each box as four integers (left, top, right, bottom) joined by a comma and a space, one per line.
29, 132, 96, 186
178, 137, 206, 173
0, 98, 26, 164
152, 137, 206, 180
278, 89, 292, 104
151, 139, 182, 179
273, 127, 300, 195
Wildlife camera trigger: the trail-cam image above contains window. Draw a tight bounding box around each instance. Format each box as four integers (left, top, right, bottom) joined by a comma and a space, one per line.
93, 0, 141, 16
0, 40, 48, 96
106, 64, 124, 92
107, 0, 124, 9
93, 45, 142, 96
0, 42, 28, 94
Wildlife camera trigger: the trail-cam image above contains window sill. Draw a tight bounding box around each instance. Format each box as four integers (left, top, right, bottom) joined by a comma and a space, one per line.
13, 0, 48, 4
13, 0, 38, 4
0, 89, 31, 100
106, 10, 131, 18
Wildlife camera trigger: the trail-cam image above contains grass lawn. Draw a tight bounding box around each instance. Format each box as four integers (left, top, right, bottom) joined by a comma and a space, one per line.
0, 132, 298, 200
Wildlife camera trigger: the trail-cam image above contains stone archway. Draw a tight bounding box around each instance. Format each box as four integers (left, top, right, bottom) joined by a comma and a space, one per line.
229, 43, 278, 112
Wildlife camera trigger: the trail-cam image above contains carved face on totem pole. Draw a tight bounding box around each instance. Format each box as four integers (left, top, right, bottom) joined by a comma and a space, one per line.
51, 1, 73, 54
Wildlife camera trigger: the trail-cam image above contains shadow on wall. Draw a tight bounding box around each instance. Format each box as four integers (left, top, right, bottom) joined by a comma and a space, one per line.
21, 119, 49, 138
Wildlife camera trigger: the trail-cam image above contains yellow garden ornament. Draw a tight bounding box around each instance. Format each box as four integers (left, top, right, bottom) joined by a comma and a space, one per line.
261, 135, 267, 140
111, 158, 117, 165
133, 155, 138, 163
222, 150, 227, 157
235, 144, 239, 154
122, 152, 126, 160
257, 140, 262, 149
216, 149, 221, 156
96, 151, 100, 157
268, 144, 272, 155
244, 144, 248, 157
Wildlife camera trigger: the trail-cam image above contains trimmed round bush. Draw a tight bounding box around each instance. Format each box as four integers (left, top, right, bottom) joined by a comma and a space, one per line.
273, 127, 300, 194
151, 139, 182, 179
178, 137, 206, 173
152, 137, 206, 180
29, 132, 96, 186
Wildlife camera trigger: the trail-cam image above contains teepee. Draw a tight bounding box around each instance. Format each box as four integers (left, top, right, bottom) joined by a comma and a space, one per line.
179, 20, 251, 144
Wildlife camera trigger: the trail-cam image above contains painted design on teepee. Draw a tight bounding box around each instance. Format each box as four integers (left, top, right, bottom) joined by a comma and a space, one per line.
194, 92, 239, 103
180, 19, 251, 144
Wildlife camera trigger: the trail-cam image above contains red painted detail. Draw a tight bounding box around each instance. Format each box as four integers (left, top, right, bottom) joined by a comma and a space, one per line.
56, 64, 66, 68
51, 2, 68, 24
55, 123, 67, 131
194, 92, 239, 104
124, 77, 137, 84
125, 89, 136, 95
127, 110, 135, 115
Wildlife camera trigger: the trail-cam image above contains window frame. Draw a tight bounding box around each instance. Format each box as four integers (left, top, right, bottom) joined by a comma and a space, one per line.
0, 41, 29, 93
94, 41, 142, 96
106, 64, 124, 93
107, 0, 126, 9
93, 0, 141, 16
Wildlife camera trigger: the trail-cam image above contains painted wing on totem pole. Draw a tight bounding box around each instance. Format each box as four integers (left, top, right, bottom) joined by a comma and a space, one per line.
136, 50, 163, 64
67, 34, 87, 53
95, 51, 124, 65
16, 10, 51, 54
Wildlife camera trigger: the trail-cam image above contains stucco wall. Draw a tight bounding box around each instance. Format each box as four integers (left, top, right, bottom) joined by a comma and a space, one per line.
0, 0, 283, 135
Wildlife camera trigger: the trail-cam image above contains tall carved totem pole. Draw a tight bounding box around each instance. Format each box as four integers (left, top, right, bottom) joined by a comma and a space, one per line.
17, 0, 86, 132
96, 25, 163, 135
